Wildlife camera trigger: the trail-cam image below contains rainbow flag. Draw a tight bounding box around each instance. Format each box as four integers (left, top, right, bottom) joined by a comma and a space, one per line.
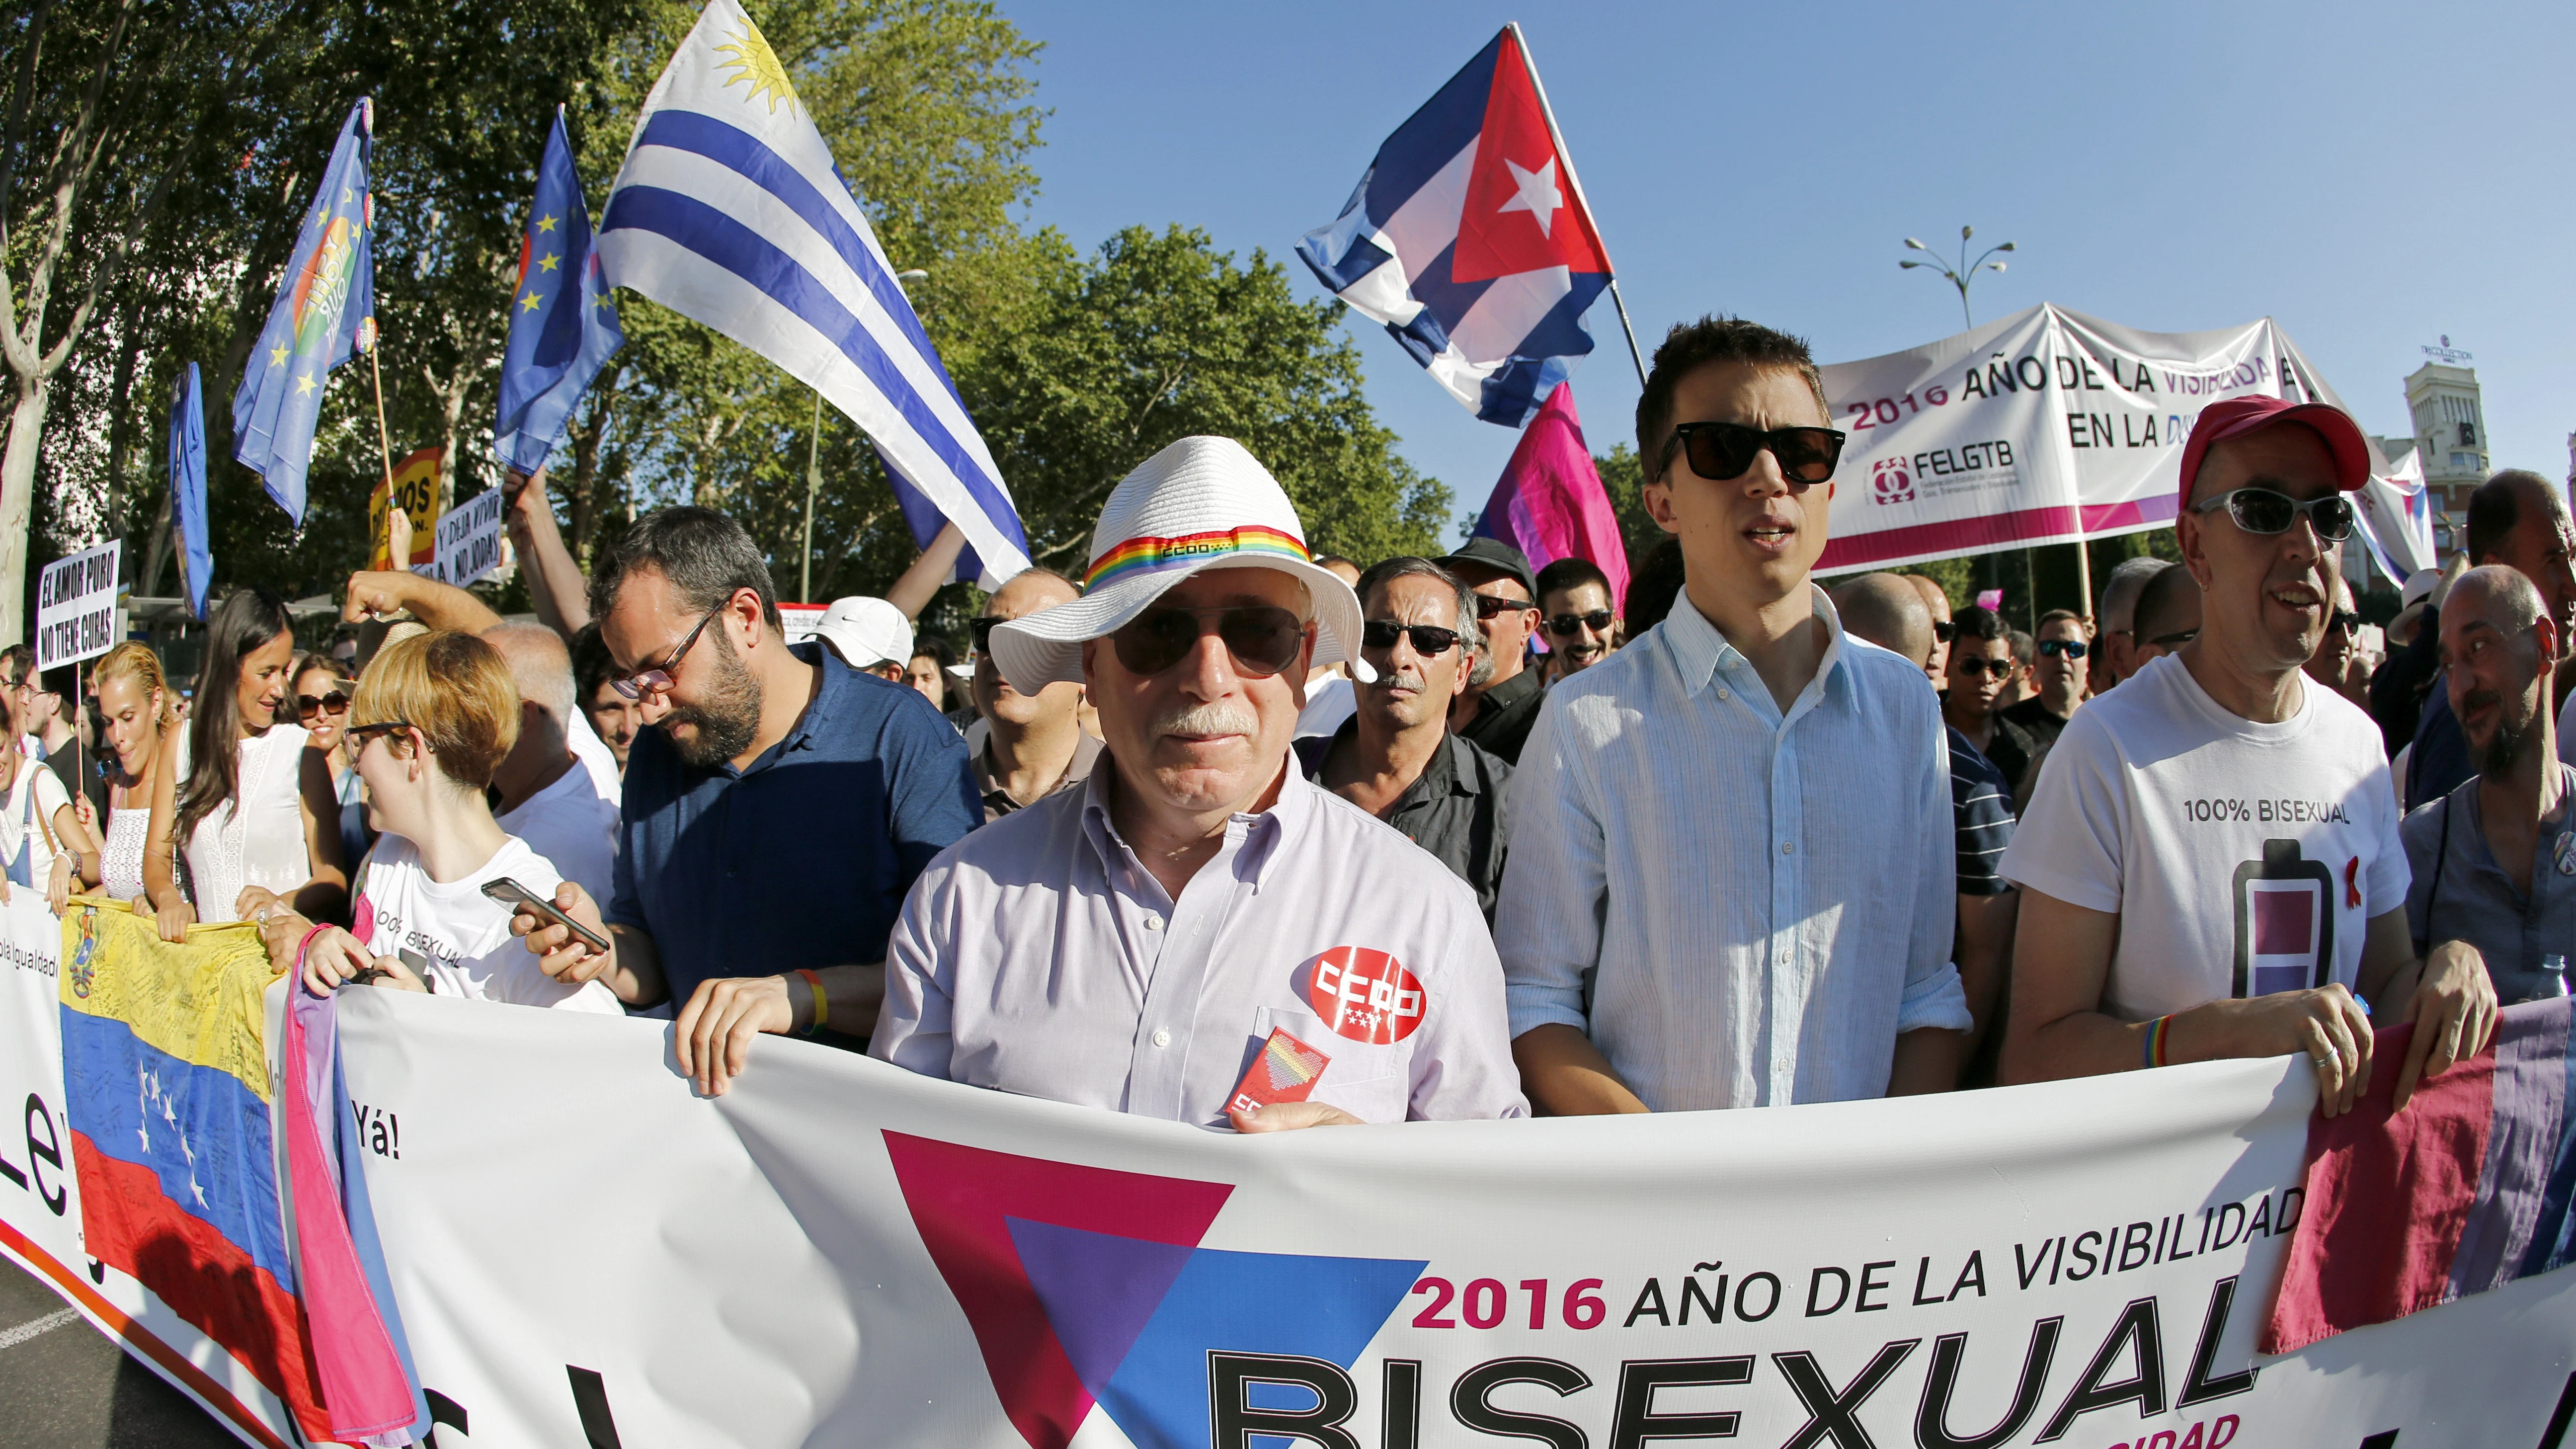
2265, 996, 2576, 1351
58, 903, 423, 1444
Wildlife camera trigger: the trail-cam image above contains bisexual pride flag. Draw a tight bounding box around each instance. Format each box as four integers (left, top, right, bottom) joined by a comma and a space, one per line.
493, 109, 624, 476
597, 0, 1031, 586
1299, 25, 1615, 428
234, 99, 376, 526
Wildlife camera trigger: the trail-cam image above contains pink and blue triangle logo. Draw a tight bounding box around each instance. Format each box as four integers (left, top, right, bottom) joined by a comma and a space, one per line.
884, 1132, 1425, 1449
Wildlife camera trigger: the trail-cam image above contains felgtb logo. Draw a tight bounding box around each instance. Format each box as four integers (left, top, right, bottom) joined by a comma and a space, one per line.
1871, 457, 1914, 505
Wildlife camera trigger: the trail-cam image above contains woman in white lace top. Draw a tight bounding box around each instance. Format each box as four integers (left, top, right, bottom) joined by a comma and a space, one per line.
80, 642, 172, 903
143, 588, 347, 938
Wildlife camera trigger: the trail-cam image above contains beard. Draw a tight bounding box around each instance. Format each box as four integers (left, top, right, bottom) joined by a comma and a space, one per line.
663, 635, 764, 766
2467, 687, 2535, 779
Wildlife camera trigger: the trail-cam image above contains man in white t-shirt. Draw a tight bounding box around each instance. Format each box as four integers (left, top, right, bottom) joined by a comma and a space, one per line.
2003, 395, 2495, 1115
483, 625, 619, 906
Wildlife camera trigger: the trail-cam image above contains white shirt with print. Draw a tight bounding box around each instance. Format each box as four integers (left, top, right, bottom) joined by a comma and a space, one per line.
355, 834, 620, 1012
2002, 651, 2408, 1021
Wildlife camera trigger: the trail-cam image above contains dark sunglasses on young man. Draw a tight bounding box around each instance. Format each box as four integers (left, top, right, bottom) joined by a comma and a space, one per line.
1931, 620, 1956, 644
1361, 620, 1462, 656
2037, 638, 2090, 660
1472, 593, 1536, 621
1952, 655, 2016, 679
1110, 606, 1306, 679
296, 689, 352, 719
1546, 608, 1614, 636
2189, 487, 2357, 542
1658, 421, 1847, 490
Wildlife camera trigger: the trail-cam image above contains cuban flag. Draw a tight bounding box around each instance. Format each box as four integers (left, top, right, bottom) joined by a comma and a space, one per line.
2352, 445, 2436, 585
597, 0, 1031, 585
1298, 25, 1615, 428
233, 98, 375, 525
493, 109, 624, 476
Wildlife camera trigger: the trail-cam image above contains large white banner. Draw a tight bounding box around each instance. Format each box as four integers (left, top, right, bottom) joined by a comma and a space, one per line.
326, 989, 2576, 1449
1817, 306, 2389, 575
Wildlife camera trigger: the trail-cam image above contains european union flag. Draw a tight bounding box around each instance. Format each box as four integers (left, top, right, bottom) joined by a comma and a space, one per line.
233, 99, 376, 525
493, 109, 623, 475
166, 363, 211, 620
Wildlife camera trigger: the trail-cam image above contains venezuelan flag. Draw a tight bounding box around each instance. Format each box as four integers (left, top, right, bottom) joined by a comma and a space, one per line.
58, 903, 332, 1440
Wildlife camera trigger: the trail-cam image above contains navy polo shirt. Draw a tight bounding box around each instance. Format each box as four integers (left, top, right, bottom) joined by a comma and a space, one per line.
607, 641, 979, 1008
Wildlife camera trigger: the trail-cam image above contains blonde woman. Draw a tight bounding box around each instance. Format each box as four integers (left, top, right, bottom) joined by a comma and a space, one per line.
84, 642, 174, 903
267, 631, 615, 1012
0, 645, 98, 913
145, 587, 347, 939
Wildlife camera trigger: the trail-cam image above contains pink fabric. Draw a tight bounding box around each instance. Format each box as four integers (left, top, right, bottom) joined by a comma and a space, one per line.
279, 990, 420, 1441
1474, 385, 1629, 611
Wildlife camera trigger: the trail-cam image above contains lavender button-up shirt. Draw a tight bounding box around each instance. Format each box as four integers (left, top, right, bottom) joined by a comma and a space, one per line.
870, 757, 1529, 1126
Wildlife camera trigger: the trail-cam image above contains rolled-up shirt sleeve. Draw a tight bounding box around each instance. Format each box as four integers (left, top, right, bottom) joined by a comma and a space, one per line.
1498, 695, 1606, 1039
868, 863, 957, 1080
1900, 696, 1972, 1035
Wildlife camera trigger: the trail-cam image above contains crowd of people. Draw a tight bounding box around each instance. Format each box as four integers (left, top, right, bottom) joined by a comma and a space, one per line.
25, 311, 2544, 1136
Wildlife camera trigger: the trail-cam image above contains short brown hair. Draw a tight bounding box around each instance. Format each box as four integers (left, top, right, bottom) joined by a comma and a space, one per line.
353, 631, 520, 789
1636, 316, 1830, 478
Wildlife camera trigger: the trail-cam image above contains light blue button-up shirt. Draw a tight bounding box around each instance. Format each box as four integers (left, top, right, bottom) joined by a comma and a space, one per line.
1499, 585, 1970, 1111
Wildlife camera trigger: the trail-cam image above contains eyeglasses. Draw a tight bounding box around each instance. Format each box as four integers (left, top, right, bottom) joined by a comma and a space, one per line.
2149, 629, 2200, 647
2038, 638, 2090, 660
969, 616, 1004, 652
345, 720, 416, 749
1932, 621, 1956, 643
1472, 594, 1536, 620
2327, 610, 2361, 635
2190, 487, 2356, 543
1110, 606, 1307, 679
296, 689, 352, 719
1952, 655, 2016, 679
1361, 620, 1463, 656
1545, 609, 1614, 636
611, 605, 725, 700
1658, 421, 1847, 490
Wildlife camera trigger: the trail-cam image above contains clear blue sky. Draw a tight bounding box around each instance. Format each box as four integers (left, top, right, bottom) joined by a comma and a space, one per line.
992, 0, 2574, 539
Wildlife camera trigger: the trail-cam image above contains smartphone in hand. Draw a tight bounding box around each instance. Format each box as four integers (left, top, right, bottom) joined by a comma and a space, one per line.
480, 876, 613, 956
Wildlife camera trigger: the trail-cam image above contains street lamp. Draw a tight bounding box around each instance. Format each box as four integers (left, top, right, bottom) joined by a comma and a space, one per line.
1900, 226, 2015, 328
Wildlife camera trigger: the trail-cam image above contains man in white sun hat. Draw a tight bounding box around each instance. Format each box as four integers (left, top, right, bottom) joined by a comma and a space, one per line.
812, 595, 913, 682
865, 435, 1528, 1127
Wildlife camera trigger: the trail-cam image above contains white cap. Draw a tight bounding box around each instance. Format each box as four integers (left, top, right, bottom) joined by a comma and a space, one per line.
2400, 567, 2441, 609
813, 596, 912, 670
988, 436, 1369, 692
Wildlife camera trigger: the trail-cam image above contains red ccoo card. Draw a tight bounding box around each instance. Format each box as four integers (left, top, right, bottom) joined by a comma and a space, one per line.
1229, 1028, 1332, 1117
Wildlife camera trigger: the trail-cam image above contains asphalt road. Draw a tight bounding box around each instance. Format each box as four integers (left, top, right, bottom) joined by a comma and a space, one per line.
0, 1255, 238, 1449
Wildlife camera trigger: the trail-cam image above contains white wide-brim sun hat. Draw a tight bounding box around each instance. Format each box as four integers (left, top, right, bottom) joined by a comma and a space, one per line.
990, 436, 1373, 693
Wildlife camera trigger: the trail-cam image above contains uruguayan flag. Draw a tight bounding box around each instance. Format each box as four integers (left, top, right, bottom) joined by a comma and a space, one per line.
598, 0, 1030, 587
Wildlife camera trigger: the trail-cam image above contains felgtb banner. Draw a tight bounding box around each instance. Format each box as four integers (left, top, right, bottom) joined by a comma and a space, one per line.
326, 989, 2576, 1449
1816, 305, 2412, 575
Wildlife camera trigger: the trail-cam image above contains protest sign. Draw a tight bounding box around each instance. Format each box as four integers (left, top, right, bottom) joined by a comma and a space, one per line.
322, 989, 2576, 1449
35, 541, 120, 671
369, 446, 442, 571
780, 602, 826, 644
1816, 305, 2373, 575
0, 901, 305, 1449
428, 484, 507, 588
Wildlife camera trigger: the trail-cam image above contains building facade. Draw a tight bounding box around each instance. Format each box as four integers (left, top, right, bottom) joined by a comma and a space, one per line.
2404, 362, 2487, 550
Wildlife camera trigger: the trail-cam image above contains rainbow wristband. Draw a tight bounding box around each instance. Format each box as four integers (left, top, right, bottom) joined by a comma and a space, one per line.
2143, 1014, 2173, 1069
795, 968, 827, 1036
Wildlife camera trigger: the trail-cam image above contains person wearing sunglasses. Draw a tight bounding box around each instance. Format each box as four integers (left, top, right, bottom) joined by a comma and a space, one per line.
2090, 556, 2172, 695
2004, 394, 2493, 1119
1534, 556, 1622, 682
1942, 606, 2040, 805
2301, 577, 2370, 712
871, 436, 1526, 1128
509, 506, 980, 1076
1502, 317, 1972, 1116
2003, 609, 2091, 752
2125, 562, 2201, 672
1906, 574, 1956, 689
964, 567, 1101, 822
1297, 557, 1513, 925
1435, 537, 1546, 765
291, 651, 375, 878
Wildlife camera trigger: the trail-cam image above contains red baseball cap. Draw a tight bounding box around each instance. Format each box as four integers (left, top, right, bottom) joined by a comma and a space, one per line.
2176, 396, 2372, 507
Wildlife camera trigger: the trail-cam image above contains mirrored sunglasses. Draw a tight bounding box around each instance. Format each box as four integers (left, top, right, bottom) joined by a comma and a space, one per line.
2191, 486, 2356, 542
2037, 638, 2089, 660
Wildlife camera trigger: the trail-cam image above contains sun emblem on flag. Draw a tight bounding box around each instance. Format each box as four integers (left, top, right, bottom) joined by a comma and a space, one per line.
715, 18, 797, 115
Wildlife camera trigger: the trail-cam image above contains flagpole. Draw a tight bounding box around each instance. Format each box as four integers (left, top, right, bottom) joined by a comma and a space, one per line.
801, 389, 821, 602
1509, 22, 1648, 391
363, 325, 397, 495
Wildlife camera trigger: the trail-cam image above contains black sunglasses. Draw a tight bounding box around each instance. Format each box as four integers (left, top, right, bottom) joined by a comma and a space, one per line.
612, 604, 725, 701
1952, 655, 2015, 679
2327, 610, 2361, 635
2190, 487, 2356, 542
2038, 638, 2090, 660
1545, 609, 1614, 636
2150, 629, 2200, 647
1472, 594, 1535, 620
969, 616, 1004, 651
1362, 620, 1462, 656
1659, 421, 1847, 490
1932, 620, 1956, 643
296, 689, 352, 719
1110, 606, 1307, 680
346, 720, 416, 748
